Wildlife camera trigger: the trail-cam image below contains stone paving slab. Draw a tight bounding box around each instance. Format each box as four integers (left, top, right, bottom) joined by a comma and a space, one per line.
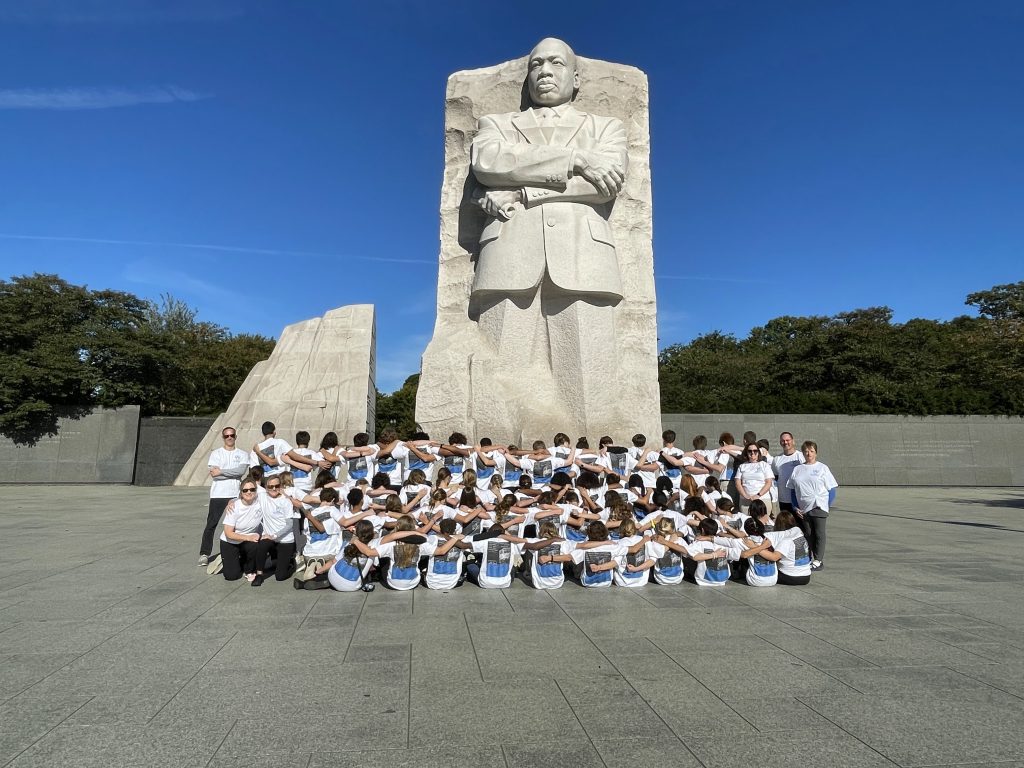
0, 485, 1022, 767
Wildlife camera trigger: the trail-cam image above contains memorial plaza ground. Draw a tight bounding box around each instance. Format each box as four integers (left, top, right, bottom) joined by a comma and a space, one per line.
1, 485, 1023, 767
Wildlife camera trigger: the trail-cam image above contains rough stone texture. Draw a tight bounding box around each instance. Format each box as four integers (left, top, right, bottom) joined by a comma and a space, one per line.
417, 54, 661, 445
0, 406, 139, 484
661, 413, 1024, 486
174, 305, 375, 487
133, 417, 217, 486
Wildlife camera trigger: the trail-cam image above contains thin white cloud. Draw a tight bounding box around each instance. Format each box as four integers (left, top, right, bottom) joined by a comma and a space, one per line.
121, 260, 233, 301
0, 86, 210, 111
0, 234, 436, 265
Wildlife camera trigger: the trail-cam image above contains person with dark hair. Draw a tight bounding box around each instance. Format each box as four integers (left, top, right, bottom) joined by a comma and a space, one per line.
744, 510, 812, 585
787, 440, 838, 572
250, 421, 294, 479
734, 443, 773, 514
682, 518, 731, 586
566, 521, 625, 588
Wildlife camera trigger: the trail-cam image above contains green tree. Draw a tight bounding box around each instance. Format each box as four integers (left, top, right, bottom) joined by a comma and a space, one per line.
375, 374, 419, 437
0, 274, 163, 443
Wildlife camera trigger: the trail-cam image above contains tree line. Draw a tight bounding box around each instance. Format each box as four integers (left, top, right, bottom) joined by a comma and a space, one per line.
0, 273, 274, 444
3, 274, 1019, 445
377, 282, 1024, 433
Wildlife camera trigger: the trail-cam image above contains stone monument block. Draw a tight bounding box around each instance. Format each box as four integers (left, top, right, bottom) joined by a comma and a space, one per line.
174, 304, 376, 487
417, 40, 662, 445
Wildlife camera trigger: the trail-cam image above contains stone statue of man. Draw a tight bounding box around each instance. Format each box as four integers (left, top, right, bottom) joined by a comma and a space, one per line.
467, 37, 629, 432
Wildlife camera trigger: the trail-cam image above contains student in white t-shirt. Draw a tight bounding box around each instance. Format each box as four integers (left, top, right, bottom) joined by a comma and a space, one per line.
522, 519, 576, 590
400, 469, 431, 512
567, 521, 626, 588
787, 440, 839, 571
422, 519, 468, 590
348, 516, 436, 590
466, 533, 525, 589
250, 421, 295, 478
745, 510, 812, 585
612, 518, 651, 588
682, 518, 731, 586
646, 518, 687, 586
737, 517, 780, 586
297, 519, 377, 592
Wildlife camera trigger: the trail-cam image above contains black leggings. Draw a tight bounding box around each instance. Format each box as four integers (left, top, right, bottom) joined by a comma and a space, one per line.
777, 571, 811, 586
200, 498, 231, 556
807, 513, 827, 562
255, 540, 297, 581
220, 539, 258, 581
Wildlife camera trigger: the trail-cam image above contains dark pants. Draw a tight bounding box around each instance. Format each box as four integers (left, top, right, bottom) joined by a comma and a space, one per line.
256, 539, 297, 581
220, 539, 258, 581
807, 513, 827, 562
778, 571, 811, 586
200, 497, 231, 556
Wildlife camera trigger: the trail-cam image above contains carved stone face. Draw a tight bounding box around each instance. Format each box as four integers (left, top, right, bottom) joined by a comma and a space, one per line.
527, 38, 579, 107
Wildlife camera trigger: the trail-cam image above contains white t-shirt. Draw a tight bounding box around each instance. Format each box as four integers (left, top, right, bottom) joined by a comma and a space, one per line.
403, 443, 438, 481
740, 535, 777, 586
787, 462, 838, 515
525, 538, 574, 589
647, 539, 686, 585
634, 450, 661, 491
519, 455, 571, 486
602, 451, 638, 481
614, 535, 650, 587
570, 543, 626, 587
400, 483, 431, 511
219, 499, 263, 542
377, 538, 436, 590
772, 451, 805, 506
470, 538, 522, 588
303, 512, 343, 558
288, 447, 319, 492
328, 552, 374, 591
442, 446, 470, 476
659, 446, 685, 488
735, 461, 773, 501
253, 437, 294, 477
373, 445, 404, 487
424, 535, 463, 590
208, 447, 251, 499
685, 539, 731, 586
470, 449, 501, 486
765, 528, 812, 576
345, 452, 372, 482
260, 493, 295, 544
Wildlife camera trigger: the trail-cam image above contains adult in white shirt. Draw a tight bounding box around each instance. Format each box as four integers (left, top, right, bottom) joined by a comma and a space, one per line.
786, 440, 838, 571
252, 475, 299, 585
771, 431, 805, 512
200, 426, 250, 567
733, 443, 773, 513
218, 480, 264, 581
250, 421, 294, 478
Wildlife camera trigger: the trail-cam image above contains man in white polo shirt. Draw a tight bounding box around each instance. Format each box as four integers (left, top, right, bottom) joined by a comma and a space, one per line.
199, 426, 250, 567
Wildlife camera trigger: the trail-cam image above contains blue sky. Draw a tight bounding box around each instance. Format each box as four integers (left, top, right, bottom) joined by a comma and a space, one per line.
1, 0, 1021, 392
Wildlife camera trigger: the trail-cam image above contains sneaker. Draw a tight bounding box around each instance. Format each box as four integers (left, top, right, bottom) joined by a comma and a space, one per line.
197, 555, 209, 567
811, 560, 824, 571
303, 561, 320, 581
252, 574, 265, 587
244, 573, 256, 583
293, 578, 305, 590
361, 583, 376, 592
294, 554, 306, 571
206, 554, 223, 576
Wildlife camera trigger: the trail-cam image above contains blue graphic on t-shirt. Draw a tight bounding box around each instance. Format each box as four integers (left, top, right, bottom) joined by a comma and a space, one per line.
334, 557, 362, 582
536, 544, 562, 579
793, 536, 811, 566
485, 541, 512, 579
390, 564, 418, 582
751, 555, 776, 578
348, 456, 368, 479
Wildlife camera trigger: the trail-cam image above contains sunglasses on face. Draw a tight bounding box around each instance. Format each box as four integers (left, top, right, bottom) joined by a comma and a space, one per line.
746, 450, 760, 455
267, 484, 281, 490
241, 487, 257, 493
223, 434, 236, 439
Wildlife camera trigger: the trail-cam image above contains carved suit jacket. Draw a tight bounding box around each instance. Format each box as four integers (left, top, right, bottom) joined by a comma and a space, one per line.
469, 104, 628, 300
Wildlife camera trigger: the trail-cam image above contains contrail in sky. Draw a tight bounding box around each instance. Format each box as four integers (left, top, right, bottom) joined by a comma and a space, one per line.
0, 233, 435, 265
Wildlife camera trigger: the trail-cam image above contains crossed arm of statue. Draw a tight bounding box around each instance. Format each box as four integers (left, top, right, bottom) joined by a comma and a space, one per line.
470, 114, 629, 222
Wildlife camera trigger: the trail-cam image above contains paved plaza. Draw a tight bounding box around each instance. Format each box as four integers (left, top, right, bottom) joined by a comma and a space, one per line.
1, 486, 1023, 767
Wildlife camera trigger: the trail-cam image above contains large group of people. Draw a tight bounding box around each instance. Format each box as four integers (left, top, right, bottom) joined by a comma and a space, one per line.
198, 422, 838, 591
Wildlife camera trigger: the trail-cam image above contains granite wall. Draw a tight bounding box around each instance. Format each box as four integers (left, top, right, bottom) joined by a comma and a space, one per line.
660, 414, 1024, 486
134, 416, 217, 486
0, 406, 140, 484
